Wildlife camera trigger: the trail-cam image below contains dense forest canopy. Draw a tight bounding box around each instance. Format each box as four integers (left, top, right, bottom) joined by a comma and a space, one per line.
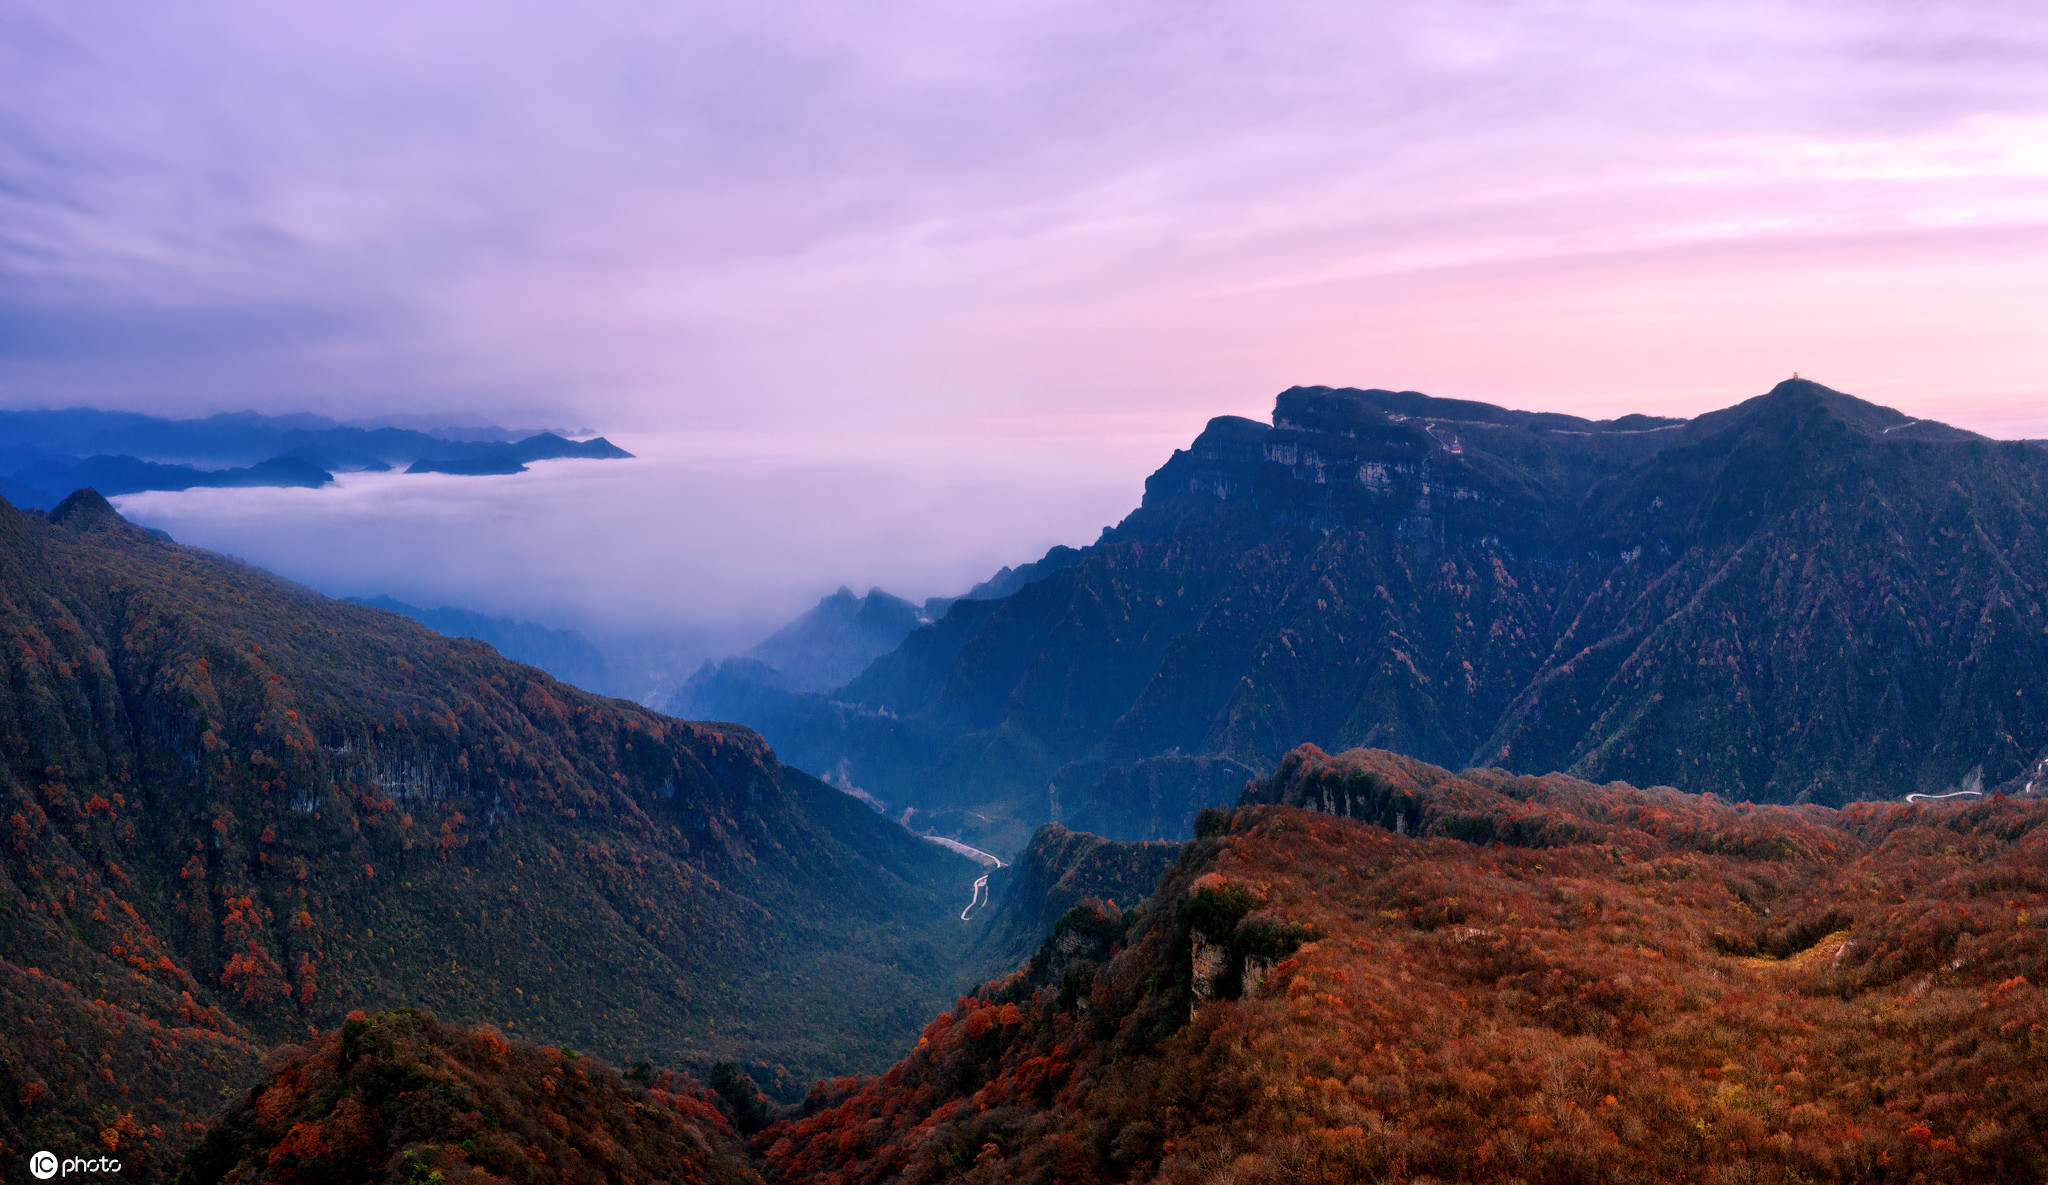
760, 745, 2048, 1185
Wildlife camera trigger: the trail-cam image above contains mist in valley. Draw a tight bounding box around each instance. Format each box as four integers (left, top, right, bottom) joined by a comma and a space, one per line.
108, 427, 1159, 699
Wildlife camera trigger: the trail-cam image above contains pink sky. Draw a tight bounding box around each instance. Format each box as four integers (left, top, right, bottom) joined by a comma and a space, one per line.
2, 0, 2043, 444
8, 2, 2048, 635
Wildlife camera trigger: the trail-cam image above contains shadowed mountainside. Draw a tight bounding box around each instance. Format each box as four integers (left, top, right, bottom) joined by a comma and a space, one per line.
0, 491, 979, 1179
690, 588, 937, 703
692, 380, 2048, 850
1062, 755, 1259, 843
758, 745, 2048, 1184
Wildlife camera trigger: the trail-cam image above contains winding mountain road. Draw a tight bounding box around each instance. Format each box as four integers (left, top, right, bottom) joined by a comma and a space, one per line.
923, 835, 1005, 867
1903, 789, 1984, 803
960, 873, 991, 921
920, 835, 1004, 921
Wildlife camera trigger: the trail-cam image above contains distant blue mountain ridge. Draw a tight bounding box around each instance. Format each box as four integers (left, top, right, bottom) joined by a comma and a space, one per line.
0, 407, 631, 509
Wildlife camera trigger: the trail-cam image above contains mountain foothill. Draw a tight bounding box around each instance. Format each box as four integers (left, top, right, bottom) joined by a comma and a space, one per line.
4, 376, 2047, 1184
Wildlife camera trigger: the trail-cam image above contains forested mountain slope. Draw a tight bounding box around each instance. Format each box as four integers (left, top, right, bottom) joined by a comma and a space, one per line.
174, 1009, 760, 1185
0, 492, 979, 1178
759, 746, 2048, 1184
700, 380, 2048, 847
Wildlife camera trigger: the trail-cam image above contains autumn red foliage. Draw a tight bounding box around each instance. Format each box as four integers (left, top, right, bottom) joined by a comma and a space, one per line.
758, 745, 2048, 1184
175, 1009, 759, 1185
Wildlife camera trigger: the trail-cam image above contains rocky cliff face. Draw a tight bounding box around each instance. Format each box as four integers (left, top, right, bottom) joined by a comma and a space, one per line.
717, 380, 2048, 839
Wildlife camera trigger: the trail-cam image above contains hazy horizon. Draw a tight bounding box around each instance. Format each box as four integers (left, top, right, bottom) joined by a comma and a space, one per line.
88, 374, 2044, 663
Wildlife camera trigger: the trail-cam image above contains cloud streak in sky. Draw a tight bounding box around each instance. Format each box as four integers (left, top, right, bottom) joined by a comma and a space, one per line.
7, 2, 2048, 633
3, 0, 2044, 434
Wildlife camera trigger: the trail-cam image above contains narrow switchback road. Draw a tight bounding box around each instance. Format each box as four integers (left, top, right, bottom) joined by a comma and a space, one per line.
1904, 789, 1984, 803
919, 835, 1003, 922
960, 873, 990, 921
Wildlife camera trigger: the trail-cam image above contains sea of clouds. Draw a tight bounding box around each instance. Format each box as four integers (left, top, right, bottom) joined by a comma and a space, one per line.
110, 425, 1161, 657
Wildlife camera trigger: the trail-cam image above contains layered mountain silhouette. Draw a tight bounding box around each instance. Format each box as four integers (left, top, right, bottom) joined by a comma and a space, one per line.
4, 452, 337, 506
402, 432, 632, 476
676, 556, 1095, 717
688, 380, 2048, 849
731, 587, 937, 696
0, 408, 631, 508
675, 569, 1088, 822
0, 492, 982, 1178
